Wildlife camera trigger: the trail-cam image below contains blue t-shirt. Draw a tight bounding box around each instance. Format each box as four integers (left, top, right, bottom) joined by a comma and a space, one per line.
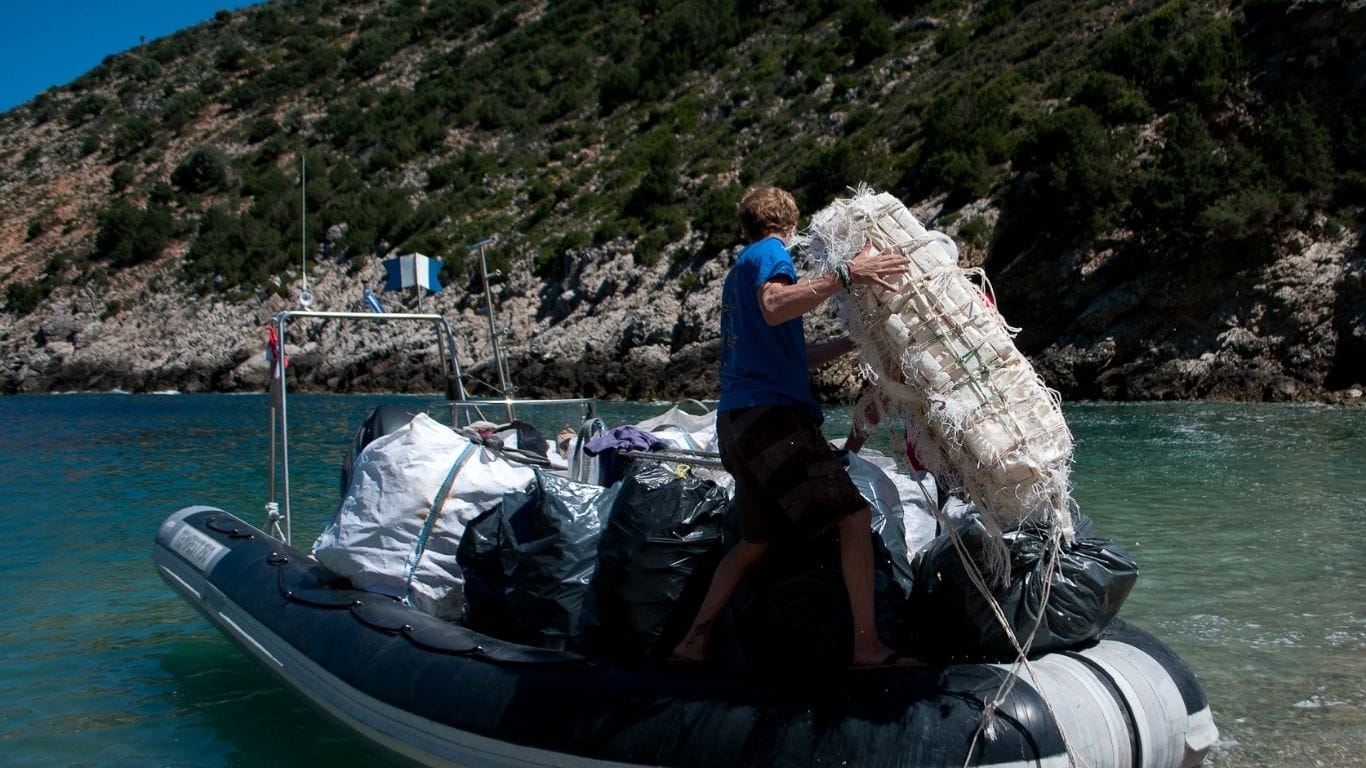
718, 237, 822, 419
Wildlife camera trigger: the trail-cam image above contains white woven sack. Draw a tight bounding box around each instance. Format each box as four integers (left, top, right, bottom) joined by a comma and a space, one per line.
312, 412, 536, 618
806, 188, 1074, 559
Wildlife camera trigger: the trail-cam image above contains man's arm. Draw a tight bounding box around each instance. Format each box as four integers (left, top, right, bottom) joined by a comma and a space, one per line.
807, 336, 856, 368
757, 272, 843, 326
757, 243, 908, 326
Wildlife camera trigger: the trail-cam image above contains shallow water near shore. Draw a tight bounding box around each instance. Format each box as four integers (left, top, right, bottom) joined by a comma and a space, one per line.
0, 393, 1361, 766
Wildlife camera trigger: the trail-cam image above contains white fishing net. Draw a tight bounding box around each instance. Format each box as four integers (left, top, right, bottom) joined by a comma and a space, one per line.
804, 186, 1076, 582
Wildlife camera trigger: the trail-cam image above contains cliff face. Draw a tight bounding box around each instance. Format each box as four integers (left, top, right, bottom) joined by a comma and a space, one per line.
5, 211, 1360, 404
1, 0, 1363, 403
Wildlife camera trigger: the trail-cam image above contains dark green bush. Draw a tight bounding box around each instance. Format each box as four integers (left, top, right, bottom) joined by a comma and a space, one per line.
1096, 2, 1241, 110
1258, 99, 1334, 201
246, 116, 280, 144
696, 184, 744, 256
840, 1, 893, 66
5, 280, 54, 314
215, 42, 250, 72
1072, 72, 1153, 125
110, 164, 136, 193
1008, 105, 1124, 244
112, 115, 156, 157
94, 199, 174, 267
162, 90, 208, 132
1132, 105, 1232, 248
172, 146, 231, 193
65, 94, 112, 126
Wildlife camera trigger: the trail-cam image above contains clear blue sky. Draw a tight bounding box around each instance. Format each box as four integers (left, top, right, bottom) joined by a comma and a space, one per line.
0, 0, 265, 113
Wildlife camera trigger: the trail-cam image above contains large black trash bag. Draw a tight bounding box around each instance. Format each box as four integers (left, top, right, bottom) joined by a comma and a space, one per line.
842, 450, 916, 597
457, 470, 616, 650
910, 512, 1139, 660
575, 462, 729, 658
729, 515, 910, 674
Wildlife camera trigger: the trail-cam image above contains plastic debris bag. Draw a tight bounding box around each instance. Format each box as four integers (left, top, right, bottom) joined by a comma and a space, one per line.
313, 413, 535, 620
575, 461, 730, 657
458, 470, 617, 650
911, 512, 1139, 659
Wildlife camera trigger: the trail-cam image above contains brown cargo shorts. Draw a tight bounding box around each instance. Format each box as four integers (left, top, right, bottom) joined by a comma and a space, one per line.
718, 406, 866, 543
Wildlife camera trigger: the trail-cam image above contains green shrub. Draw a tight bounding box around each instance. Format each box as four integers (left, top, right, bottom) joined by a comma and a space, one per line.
112, 115, 156, 157
246, 116, 280, 144
5, 280, 54, 314
94, 199, 174, 267
1258, 99, 1334, 201
696, 184, 743, 256
1009, 105, 1124, 243
20, 145, 42, 169
924, 148, 991, 201
1096, 3, 1242, 109
935, 21, 968, 57
1132, 105, 1231, 248
65, 94, 112, 126
840, 1, 893, 66
1196, 187, 1286, 245
27, 215, 49, 240
215, 42, 250, 72
172, 145, 231, 193
346, 30, 400, 78
1072, 72, 1153, 125
162, 90, 207, 132
786, 137, 882, 211
110, 164, 136, 193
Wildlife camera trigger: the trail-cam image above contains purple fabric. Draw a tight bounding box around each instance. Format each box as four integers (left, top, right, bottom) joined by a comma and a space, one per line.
584, 426, 662, 455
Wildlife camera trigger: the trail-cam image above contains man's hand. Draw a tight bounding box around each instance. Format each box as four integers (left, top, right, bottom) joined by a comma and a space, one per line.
846, 242, 907, 291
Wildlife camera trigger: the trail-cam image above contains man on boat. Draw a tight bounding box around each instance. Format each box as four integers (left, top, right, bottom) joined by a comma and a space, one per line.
673, 185, 913, 668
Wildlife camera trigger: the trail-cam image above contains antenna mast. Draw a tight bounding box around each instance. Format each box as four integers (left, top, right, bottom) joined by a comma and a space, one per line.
298, 156, 313, 308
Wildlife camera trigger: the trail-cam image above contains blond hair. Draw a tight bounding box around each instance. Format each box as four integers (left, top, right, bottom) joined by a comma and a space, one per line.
736, 186, 798, 243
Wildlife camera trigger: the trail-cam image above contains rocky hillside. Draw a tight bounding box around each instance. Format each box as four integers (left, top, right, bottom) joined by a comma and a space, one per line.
0, 0, 1363, 402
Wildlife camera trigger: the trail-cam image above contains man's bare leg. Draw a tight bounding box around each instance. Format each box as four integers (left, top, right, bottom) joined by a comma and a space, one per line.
672, 539, 770, 661
838, 506, 903, 666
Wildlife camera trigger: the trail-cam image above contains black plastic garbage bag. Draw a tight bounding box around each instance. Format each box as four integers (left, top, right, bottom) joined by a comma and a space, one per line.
911, 512, 1139, 660
730, 517, 910, 674
458, 470, 616, 650
575, 462, 729, 657
843, 450, 916, 597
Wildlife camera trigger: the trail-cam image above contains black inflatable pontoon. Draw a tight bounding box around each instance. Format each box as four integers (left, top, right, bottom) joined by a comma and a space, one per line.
154, 505, 1216, 768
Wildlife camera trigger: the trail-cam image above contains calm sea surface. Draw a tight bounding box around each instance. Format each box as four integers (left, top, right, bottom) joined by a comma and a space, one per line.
0, 393, 1362, 767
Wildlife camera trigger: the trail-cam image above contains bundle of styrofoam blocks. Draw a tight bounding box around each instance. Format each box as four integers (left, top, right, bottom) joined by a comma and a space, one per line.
806, 188, 1074, 549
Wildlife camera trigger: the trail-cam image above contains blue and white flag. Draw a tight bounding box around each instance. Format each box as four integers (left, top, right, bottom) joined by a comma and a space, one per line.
362, 287, 385, 313
382, 253, 443, 293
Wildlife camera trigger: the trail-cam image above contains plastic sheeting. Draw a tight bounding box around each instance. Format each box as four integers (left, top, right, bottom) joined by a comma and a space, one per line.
576, 462, 730, 657
458, 470, 616, 650
312, 413, 535, 619
911, 512, 1139, 660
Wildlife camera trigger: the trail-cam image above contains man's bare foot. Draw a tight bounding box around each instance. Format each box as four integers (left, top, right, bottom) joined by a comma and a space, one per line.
671, 621, 711, 662
851, 644, 922, 669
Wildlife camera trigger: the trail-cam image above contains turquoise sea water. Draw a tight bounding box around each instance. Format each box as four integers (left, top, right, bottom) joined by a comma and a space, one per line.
0, 393, 1362, 767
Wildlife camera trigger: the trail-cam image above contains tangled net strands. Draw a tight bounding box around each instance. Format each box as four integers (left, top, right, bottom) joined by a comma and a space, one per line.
807, 187, 1087, 766
805, 187, 1077, 583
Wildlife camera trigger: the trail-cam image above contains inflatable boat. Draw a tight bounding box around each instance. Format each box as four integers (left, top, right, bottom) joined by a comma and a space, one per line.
154, 502, 1215, 768
153, 308, 1216, 767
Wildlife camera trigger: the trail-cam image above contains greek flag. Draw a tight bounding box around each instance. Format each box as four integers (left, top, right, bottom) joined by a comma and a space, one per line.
362, 287, 385, 313
382, 253, 443, 293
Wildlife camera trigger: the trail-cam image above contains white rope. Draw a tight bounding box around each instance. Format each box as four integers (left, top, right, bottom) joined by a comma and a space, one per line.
806, 186, 1077, 581
810, 186, 1085, 765
905, 468, 1084, 768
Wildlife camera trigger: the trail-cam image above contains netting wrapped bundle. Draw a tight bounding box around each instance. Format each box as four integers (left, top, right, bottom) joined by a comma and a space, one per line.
806, 188, 1074, 570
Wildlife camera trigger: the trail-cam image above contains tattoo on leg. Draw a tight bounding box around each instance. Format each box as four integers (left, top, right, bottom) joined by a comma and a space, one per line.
694, 621, 711, 637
